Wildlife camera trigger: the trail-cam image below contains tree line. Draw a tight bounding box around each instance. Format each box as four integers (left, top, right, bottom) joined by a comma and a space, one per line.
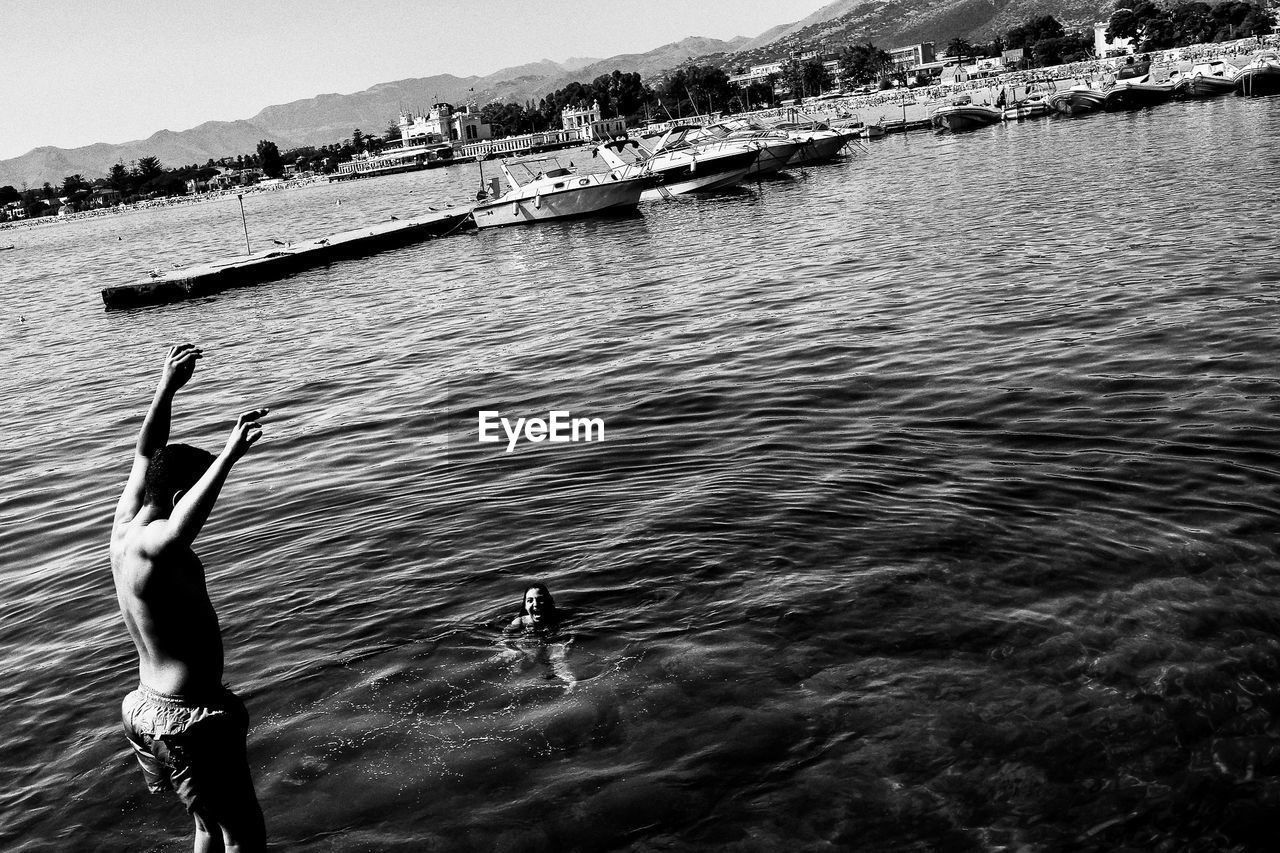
0, 126, 410, 220
951, 1, 1272, 72
1107, 0, 1274, 51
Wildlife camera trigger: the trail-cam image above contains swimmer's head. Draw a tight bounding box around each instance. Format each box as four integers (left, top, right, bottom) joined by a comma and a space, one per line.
143, 443, 215, 514
522, 583, 557, 628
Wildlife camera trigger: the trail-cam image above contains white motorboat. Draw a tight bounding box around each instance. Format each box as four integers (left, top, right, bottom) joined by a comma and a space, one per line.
592, 132, 757, 202
679, 121, 801, 177
1001, 91, 1053, 121
756, 115, 851, 165
1171, 60, 1239, 98
470, 156, 644, 228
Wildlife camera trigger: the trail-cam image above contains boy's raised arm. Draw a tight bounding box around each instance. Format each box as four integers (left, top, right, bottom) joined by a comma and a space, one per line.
116, 345, 202, 524
151, 408, 267, 553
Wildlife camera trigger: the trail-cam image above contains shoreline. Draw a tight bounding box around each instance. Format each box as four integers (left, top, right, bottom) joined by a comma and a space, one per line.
4, 36, 1274, 236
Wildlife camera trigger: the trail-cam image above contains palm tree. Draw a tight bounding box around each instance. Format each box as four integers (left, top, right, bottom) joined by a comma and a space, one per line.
947, 37, 976, 70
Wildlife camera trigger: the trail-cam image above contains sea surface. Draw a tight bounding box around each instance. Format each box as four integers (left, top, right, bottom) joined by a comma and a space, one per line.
4, 96, 1280, 852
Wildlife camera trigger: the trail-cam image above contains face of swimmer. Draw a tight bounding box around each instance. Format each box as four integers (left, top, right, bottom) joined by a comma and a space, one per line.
524, 586, 551, 625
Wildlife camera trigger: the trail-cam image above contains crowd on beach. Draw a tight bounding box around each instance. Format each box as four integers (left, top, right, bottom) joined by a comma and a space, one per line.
815, 35, 1278, 118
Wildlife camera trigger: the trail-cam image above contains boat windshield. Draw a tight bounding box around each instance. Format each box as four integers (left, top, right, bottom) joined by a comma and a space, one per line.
500, 156, 578, 187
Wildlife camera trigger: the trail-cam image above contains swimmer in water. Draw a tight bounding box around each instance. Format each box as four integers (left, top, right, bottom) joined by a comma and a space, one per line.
508, 583, 558, 634
502, 583, 576, 688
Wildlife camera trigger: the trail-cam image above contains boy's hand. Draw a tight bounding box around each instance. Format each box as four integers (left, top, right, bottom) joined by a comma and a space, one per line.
159, 344, 202, 394
224, 408, 268, 461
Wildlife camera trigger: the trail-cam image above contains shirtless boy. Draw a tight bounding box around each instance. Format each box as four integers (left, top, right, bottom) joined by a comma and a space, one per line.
111, 343, 268, 852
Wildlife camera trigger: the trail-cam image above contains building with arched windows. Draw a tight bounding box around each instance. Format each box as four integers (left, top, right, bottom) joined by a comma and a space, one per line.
398, 103, 493, 145
560, 101, 626, 141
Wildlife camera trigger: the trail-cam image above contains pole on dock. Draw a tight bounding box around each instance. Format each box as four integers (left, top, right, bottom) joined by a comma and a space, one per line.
238, 194, 251, 255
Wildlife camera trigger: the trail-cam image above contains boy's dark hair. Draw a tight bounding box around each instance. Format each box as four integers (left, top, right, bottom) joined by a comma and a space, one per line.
143, 443, 215, 507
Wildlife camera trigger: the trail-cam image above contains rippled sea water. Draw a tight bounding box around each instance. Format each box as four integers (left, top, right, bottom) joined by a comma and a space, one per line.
4, 95, 1280, 852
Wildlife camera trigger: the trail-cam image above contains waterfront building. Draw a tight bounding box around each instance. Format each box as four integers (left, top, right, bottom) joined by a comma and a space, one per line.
560, 100, 626, 141
455, 129, 583, 161
337, 143, 455, 178
889, 43, 937, 75
1095, 21, 1134, 58
750, 61, 784, 77
728, 53, 838, 93
398, 103, 493, 145
207, 169, 264, 191
910, 60, 949, 83
92, 187, 121, 207
1003, 47, 1026, 68
336, 103, 495, 178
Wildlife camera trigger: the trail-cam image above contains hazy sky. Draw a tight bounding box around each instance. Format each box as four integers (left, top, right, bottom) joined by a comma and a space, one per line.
1, 0, 833, 160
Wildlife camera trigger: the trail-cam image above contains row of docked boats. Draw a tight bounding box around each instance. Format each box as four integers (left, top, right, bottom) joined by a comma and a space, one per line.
471, 115, 859, 228
931, 50, 1280, 131
106, 114, 861, 305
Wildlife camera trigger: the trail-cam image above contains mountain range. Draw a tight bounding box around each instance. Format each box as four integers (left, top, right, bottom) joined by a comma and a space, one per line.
1, 0, 1113, 188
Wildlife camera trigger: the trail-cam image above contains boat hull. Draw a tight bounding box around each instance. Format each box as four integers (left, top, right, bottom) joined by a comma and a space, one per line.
1237, 66, 1280, 97
784, 132, 848, 166
746, 140, 802, 176
471, 177, 643, 228
931, 105, 1003, 132
640, 147, 758, 200
1175, 75, 1237, 98
640, 166, 750, 201
1049, 89, 1107, 116
1104, 81, 1175, 110
1002, 100, 1051, 121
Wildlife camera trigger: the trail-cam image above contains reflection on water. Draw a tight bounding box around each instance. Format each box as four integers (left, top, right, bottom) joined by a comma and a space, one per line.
3, 96, 1280, 851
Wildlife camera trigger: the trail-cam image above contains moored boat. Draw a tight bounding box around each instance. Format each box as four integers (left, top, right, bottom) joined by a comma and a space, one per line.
681, 121, 801, 176
931, 99, 1003, 132
1002, 92, 1053, 121
470, 157, 643, 228
1171, 60, 1239, 98
1103, 78, 1176, 110
829, 115, 885, 139
758, 117, 850, 165
592, 132, 757, 202
1049, 84, 1107, 116
1236, 51, 1280, 97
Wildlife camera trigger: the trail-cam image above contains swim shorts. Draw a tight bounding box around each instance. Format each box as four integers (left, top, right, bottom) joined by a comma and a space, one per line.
121, 684, 255, 816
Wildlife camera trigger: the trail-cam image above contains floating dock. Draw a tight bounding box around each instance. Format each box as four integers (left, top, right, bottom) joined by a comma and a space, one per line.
101, 208, 472, 309
881, 118, 933, 133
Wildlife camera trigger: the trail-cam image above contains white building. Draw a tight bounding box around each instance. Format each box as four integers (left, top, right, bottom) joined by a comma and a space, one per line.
560, 100, 627, 141
889, 43, 937, 73
1095, 21, 1134, 58
398, 103, 493, 146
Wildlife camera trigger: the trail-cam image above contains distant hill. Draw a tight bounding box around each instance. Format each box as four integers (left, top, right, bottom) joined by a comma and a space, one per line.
727, 0, 1111, 66
0, 39, 736, 188
1, 1, 1117, 187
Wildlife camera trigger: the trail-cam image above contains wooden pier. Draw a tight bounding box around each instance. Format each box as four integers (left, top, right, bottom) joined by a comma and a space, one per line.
101, 208, 472, 309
